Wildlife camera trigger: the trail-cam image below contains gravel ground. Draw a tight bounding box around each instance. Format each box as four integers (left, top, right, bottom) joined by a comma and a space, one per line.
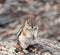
0, 0, 60, 55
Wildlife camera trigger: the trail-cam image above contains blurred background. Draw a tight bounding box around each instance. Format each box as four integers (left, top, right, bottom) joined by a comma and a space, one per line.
0, 0, 60, 55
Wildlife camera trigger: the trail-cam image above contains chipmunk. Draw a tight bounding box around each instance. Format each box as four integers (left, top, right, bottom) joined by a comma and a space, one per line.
15, 17, 51, 55
17, 18, 38, 53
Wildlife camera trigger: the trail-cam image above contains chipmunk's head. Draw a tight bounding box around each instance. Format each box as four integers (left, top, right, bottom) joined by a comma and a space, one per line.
24, 18, 38, 32
22, 17, 38, 37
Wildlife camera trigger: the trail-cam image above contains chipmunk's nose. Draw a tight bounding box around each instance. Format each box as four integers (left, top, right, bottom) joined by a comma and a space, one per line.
31, 26, 33, 28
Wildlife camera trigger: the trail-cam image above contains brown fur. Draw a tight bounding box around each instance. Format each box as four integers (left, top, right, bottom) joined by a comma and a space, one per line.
22, 26, 28, 37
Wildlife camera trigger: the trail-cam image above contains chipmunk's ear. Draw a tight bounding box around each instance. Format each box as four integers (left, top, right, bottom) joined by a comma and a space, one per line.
25, 18, 30, 24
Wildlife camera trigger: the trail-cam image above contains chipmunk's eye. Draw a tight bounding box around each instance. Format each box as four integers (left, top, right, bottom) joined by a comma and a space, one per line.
32, 26, 33, 28
27, 22, 29, 24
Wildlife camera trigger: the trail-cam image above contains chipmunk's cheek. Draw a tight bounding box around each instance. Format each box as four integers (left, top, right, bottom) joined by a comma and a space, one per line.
35, 27, 37, 30
25, 26, 30, 31
35, 26, 38, 30
26, 27, 28, 30
34, 26, 38, 30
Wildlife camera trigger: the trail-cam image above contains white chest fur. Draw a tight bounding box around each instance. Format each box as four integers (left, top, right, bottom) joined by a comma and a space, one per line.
19, 30, 38, 48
